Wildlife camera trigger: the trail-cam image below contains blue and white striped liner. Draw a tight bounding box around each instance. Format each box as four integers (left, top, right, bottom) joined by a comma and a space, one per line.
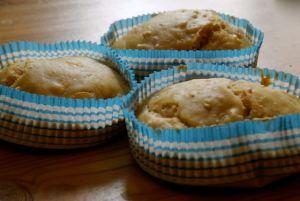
101, 11, 264, 81
124, 63, 300, 187
0, 41, 137, 149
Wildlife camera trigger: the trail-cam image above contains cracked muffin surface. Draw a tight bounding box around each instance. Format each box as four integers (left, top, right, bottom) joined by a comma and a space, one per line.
112, 9, 252, 50
0, 57, 130, 99
136, 78, 300, 129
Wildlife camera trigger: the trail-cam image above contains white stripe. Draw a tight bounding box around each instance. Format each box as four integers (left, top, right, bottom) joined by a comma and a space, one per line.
0, 101, 123, 122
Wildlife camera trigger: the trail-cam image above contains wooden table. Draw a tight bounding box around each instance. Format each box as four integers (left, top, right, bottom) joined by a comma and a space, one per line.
0, 0, 300, 200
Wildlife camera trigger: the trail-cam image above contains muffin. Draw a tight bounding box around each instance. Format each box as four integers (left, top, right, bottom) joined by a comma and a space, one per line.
137, 78, 300, 129
124, 64, 300, 186
0, 56, 130, 99
102, 10, 263, 81
0, 41, 136, 149
112, 9, 252, 50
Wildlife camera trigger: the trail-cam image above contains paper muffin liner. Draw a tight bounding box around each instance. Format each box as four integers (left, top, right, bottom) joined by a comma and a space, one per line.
0, 41, 137, 149
123, 63, 300, 187
101, 11, 264, 81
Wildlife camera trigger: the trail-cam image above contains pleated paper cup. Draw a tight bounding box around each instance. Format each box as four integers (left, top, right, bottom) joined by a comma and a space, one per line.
0, 41, 137, 149
101, 11, 264, 81
124, 63, 300, 187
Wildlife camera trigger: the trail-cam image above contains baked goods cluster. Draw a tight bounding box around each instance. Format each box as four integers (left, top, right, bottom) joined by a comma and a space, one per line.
137, 78, 300, 129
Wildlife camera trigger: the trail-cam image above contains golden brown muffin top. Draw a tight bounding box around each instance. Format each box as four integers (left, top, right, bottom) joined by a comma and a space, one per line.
137, 78, 300, 129
0, 57, 130, 99
112, 9, 252, 50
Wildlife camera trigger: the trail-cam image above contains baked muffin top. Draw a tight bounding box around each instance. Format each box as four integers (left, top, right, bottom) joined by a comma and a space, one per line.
0, 56, 130, 99
112, 9, 252, 50
137, 78, 300, 129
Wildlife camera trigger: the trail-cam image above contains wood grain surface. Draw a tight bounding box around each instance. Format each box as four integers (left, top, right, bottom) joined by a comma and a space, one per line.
0, 0, 300, 200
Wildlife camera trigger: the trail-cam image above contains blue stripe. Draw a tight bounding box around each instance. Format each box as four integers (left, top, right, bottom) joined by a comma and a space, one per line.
134, 132, 300, 153
115, 46, 261, 60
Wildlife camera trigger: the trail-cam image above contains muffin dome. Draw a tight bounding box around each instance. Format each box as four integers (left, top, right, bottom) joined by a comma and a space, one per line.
0, 56, 130, 99
112, 9, 252, 50
137, 78, 300, 129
